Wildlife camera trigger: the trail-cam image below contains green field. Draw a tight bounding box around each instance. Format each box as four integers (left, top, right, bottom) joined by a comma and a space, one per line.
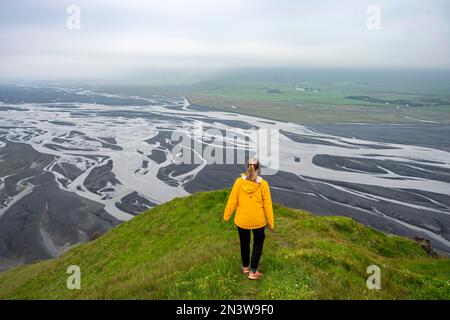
185, 81, 450, 124
98, 69, 450, 124
1, 190, 448, 299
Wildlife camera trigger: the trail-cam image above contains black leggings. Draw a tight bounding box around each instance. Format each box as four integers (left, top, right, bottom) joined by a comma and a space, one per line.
237, 226, 265, 271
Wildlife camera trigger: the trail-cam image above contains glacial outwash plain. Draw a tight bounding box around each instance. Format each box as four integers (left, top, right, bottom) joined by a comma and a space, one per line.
1, 77, 450, 274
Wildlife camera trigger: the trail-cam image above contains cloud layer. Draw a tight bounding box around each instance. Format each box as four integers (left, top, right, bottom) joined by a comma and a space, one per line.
1, 0, 449, 80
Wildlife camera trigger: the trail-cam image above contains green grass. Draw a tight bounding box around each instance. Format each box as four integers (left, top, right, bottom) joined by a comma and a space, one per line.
96, 75, 450, 124
187, 86, 450, 124
1, 190, 448, 299
187, 82, 450, 123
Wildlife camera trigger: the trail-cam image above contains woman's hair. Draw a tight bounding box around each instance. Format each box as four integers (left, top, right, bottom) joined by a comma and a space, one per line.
246, 159, 260, 182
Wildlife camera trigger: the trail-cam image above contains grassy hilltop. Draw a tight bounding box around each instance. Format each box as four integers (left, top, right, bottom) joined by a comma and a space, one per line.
0, 190, 449, 299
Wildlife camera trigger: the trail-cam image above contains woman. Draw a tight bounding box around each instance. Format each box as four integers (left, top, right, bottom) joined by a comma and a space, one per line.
223, 157, 274, 280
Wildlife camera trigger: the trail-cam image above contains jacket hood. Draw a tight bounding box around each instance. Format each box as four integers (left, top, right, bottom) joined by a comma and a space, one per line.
240, 175, 262, 194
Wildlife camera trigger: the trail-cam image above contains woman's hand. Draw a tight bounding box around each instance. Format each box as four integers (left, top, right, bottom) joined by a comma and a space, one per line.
266, 224, 274, 232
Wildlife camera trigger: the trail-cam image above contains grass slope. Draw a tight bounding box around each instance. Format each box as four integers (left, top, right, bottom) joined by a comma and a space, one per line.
0, 190, 449, 299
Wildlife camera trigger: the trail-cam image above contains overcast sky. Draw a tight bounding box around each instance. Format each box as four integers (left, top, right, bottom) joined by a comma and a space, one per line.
1, 0, 449, 80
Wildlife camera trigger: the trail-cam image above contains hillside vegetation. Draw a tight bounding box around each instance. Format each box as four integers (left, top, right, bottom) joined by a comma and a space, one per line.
0, 190, 449, 299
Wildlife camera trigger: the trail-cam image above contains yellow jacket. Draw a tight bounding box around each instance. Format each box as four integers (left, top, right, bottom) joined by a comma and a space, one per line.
224, 175, 274, 230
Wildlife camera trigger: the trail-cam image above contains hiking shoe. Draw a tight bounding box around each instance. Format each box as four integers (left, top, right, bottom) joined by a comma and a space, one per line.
242, 266, 250, 274
248, 271, 263, 280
